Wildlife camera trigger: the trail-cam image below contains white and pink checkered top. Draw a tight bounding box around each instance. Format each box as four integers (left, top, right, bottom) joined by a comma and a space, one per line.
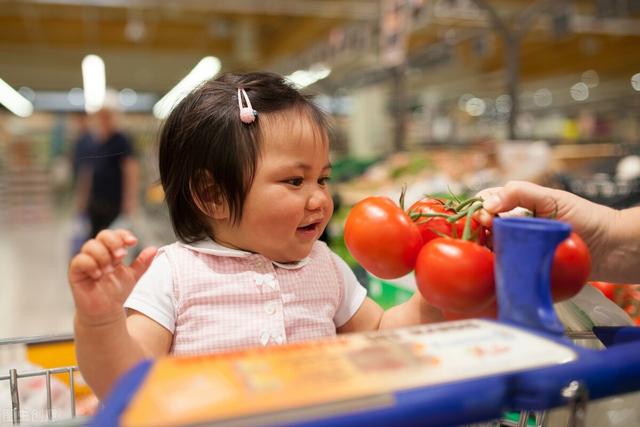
125, 239, 367, 356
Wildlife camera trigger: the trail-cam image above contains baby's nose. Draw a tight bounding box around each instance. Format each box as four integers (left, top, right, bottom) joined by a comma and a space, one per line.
308, 189, 331, 211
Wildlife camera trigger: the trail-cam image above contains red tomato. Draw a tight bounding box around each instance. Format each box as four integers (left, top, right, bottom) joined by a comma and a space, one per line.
344, 196, 423, 279
550, 232, 592, 301
408, 199, 452, 244
453, 216, 487, 245
408, 198, 486, 245
415, 238, 495, 312
441, 300, 498, 321
589, 281, 616, 301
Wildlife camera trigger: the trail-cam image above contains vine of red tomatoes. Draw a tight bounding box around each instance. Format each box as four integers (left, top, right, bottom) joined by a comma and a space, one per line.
343, 193, 593, 320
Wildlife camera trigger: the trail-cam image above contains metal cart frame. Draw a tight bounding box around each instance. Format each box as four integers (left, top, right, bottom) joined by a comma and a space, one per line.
1, 334, 82, 425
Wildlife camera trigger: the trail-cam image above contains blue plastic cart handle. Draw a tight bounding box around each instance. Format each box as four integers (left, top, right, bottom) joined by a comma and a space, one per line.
493, 217, 570, 336
593, 325, 640, 346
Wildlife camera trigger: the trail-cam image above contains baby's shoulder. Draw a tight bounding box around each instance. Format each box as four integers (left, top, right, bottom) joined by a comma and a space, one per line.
156, 241, 184, 255
309, 240, 331, 257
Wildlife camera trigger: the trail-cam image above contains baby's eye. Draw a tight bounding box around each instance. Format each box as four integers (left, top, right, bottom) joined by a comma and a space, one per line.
318, 176, 331, 186
284, 177, 304, 186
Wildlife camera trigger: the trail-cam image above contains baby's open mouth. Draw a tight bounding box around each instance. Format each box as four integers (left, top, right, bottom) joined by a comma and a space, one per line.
298, 223, 318, 232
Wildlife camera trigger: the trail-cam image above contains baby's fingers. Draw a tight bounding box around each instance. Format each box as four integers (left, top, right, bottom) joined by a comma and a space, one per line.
80, 239, 116, 272
106, 246, 157, 298
95, 229, 138, 263
69, 252, 103, 281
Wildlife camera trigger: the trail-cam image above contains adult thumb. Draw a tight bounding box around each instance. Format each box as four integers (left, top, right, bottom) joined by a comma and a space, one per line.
485, 181, 558, 216
129, 246, 158, 281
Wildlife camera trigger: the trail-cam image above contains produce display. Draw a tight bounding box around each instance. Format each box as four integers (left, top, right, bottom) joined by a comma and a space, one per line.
343, 193, 593, 319
590, 281, 640, 325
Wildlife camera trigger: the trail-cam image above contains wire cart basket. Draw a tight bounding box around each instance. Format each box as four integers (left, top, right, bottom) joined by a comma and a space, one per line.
0, 334, 88, 426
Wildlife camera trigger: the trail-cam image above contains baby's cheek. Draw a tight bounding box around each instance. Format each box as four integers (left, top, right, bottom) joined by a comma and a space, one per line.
262, 205, 300, 229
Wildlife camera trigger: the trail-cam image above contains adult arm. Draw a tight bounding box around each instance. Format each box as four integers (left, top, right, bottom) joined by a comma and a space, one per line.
477, 180, 640, 283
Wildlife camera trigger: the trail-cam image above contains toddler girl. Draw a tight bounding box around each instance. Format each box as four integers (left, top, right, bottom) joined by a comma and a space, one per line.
68, 72, 442, 399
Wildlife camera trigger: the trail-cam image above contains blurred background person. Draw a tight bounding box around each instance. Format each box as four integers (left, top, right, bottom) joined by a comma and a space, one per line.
71, 112, 97, 187
69, 112, 98, 255
77, 96, 139, 238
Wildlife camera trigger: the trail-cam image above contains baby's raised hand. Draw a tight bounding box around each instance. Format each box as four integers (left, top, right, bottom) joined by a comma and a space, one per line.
68, 229, 157, 325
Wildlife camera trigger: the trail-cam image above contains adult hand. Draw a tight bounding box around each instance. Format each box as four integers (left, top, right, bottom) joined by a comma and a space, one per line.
476, 181, 622, 281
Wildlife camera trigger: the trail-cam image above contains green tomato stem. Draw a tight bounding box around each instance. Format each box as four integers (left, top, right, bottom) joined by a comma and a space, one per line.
461, 201, 483, 241
452, 196, 483, 212
409, 211, 451, 222
399, 184, 407, 211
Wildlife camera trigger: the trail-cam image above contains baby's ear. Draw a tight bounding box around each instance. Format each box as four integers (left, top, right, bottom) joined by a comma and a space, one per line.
190, 172, 230, 220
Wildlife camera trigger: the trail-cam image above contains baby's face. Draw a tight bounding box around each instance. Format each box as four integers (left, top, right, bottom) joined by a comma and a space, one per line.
214, 115, 333, 263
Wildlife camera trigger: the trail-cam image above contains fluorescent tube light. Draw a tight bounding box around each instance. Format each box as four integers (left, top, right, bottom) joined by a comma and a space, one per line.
0, 78, 34, 117
82, 54, 106, 113
286, 64, 331, 90
153, 56, 221, 119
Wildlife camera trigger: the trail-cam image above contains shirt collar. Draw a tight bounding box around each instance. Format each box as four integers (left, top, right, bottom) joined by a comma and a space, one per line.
179, 239, 310, 270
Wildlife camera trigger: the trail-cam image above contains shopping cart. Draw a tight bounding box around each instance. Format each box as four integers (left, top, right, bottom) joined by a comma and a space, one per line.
0, 333, 90, 425
3, 327, 637, 426
5, 217, 640, 426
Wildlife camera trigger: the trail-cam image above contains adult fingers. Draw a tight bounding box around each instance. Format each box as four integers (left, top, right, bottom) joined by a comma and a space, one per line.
475, 186, 503, 226
475, 186, 502, 201
481, 181, 560, 218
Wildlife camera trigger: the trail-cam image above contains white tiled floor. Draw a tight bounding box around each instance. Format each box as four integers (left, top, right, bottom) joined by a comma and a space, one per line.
0, 215, 76, 339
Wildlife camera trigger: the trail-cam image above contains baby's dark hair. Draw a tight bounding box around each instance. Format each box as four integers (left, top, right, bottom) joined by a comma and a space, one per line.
158, 71, 328, 243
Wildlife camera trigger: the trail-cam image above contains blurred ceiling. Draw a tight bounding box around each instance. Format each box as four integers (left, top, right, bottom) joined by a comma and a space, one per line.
0, 0, 639, 96
0, 0, 365, 92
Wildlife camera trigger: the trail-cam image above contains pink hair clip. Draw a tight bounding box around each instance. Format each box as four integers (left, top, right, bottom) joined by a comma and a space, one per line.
238, 88, 257, 124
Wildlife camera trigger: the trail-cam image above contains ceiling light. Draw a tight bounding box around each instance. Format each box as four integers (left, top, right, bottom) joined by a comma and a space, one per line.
125, 17, 146, 42
82, 54, 106, 113
18, 87, 36, 102
286, 64, 331, 90
570, 82, 589, 101
465, 97, 486, 117
533, 88, 553, 107
581, 70, 599, 88
68, 87, 84, 106
153, 56, 221, 120
0, 77, 34, 117
632, 73, 640, 91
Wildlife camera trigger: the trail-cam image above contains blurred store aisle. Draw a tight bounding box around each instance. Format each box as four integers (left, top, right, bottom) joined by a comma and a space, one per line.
0, 215, 76, 339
